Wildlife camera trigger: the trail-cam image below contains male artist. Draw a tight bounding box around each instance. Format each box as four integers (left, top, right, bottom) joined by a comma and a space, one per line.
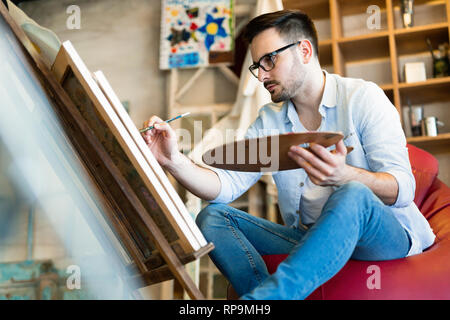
142, 10, 435, 299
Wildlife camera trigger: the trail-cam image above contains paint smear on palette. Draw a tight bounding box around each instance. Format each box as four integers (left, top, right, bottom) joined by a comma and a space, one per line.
160, 0, 234, 69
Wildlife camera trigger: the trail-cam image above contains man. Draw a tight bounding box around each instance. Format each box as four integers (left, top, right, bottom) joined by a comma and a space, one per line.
142, 10, 435, 300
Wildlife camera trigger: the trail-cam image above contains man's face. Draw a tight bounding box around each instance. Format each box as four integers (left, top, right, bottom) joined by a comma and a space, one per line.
250, 28, 305, 103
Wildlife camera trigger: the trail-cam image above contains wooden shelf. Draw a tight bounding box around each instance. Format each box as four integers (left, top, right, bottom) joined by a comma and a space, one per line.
395, 22, 449, 55
338, 31, 390, 43
394, 21, 449, 35
398, 76, 450, 88
399, 77, 450, 105
380, 83, 394, 91
338, 34, 390, 62
338, 0, 386, 17
319, 39, 332, 46
407, 132, 450, 148
283, 0, 330, 20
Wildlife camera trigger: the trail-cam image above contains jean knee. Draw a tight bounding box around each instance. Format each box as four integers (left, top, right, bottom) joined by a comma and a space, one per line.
331, 181, 374, 203
337, 181, 370, 193
195, 203, 228, 231
325, 182, 375, 220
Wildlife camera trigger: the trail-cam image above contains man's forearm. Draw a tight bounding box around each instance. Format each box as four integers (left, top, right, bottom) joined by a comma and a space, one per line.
163, 152, 221, 201
344, 166, 399, 205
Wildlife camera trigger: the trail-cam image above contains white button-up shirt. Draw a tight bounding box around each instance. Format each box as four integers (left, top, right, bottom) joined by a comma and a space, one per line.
209, 70, 435, 256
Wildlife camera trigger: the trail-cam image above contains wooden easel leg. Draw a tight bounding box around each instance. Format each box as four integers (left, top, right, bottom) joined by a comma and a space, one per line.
137, 204, 205, 299
173, 279, 184, 299
162, 251, 205, 300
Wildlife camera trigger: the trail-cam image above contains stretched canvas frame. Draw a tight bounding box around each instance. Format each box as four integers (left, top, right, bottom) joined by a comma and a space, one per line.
91, 70, 207, 248
52, 41, 201, 254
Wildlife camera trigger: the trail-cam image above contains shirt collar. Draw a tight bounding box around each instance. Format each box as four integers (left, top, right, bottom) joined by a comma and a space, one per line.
320, 70, 337, 109
284, 100, 297, 125
284, 70, 337, 124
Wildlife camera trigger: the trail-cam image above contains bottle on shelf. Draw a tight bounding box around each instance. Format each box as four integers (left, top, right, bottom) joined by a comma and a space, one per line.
400, 0, 414, 28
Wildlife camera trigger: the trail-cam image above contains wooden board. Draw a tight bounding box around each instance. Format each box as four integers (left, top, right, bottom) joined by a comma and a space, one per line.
202, 132, 353, 172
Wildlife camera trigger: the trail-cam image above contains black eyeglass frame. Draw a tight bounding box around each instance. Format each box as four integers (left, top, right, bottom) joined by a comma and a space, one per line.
248, 40, 302, 78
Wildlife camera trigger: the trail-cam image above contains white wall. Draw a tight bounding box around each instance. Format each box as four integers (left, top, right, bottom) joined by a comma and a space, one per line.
21, 0, 168, 126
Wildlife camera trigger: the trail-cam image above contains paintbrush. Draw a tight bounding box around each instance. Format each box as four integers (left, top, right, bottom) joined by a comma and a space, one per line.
140, 112, 191, 133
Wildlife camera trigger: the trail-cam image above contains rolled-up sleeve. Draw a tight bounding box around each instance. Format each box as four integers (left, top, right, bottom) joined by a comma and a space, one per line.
209, 167, 263, 204
208, 117, 264, 204
356, 83, 416, 208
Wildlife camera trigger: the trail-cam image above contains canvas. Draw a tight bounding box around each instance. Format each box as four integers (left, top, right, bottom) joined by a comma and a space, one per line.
52, 41, 202, 257
92, 70, 207, 248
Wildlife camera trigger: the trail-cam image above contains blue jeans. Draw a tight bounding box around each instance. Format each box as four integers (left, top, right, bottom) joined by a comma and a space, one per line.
195, 181, 411, 300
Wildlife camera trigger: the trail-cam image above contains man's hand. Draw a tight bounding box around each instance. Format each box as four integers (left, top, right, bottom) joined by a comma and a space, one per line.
141, 115, 180, 169
141, 115, 221, 201
287, 139, 352, 187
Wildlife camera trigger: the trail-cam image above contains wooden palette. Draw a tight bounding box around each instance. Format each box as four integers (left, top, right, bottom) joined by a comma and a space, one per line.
202, 132, 353, 172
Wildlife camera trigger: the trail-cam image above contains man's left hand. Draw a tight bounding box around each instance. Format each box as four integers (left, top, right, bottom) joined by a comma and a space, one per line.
287, 139, 352, 187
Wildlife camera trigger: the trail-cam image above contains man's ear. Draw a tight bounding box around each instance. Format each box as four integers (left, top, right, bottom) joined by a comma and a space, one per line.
299, 40, 313, 64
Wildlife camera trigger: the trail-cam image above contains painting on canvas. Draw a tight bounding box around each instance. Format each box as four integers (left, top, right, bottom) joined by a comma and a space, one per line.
52, 41, 202, 258
160, 0, 234, 69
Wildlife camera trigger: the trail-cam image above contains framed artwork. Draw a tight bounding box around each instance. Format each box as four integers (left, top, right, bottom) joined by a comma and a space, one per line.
160, 0, 235, 69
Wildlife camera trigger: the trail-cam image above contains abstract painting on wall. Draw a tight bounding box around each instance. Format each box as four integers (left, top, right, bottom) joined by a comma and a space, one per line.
160, 0, 234, 69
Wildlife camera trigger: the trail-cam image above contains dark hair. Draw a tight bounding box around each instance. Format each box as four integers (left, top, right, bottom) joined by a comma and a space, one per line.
242, 10, 319, 58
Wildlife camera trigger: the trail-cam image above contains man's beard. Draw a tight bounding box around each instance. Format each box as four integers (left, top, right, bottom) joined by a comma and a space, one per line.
264, 80, 288, 103
267, 78, 302, 103
271, 87, 290, 103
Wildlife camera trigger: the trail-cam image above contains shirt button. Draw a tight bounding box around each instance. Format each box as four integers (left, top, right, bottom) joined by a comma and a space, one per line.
299, 182, 304, 187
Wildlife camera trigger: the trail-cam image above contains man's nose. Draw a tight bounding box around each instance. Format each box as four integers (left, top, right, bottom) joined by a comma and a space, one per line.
257, 67, 268, 82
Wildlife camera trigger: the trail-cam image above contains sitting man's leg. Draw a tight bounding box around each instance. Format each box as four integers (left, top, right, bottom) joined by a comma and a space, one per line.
241, 181, 412, 300
196, 203, 307, 297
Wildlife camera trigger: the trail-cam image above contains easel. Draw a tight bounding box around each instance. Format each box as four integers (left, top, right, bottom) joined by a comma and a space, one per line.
0, 2, 212, 300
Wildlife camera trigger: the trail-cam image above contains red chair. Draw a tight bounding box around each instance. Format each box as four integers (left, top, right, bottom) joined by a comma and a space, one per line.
229, 144, 450, 299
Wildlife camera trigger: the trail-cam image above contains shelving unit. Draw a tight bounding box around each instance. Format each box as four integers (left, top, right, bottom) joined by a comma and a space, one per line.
284, 0, 450, 184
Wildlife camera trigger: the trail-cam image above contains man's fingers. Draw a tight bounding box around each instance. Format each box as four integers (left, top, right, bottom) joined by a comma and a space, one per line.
336, 139, 347, 155
287, 151, 327, 184
289, 146, 334, 176
142, 115, 164, 130
142, 115, 164, 137
153, 122, 175, 139
309, 143, 336, 165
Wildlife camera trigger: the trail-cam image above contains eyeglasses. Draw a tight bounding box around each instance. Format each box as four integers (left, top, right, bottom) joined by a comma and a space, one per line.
249, 41, 302, 78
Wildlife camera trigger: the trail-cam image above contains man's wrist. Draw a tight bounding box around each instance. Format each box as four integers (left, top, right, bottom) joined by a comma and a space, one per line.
337, 164, 357, 186
163, 151, 190, 174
